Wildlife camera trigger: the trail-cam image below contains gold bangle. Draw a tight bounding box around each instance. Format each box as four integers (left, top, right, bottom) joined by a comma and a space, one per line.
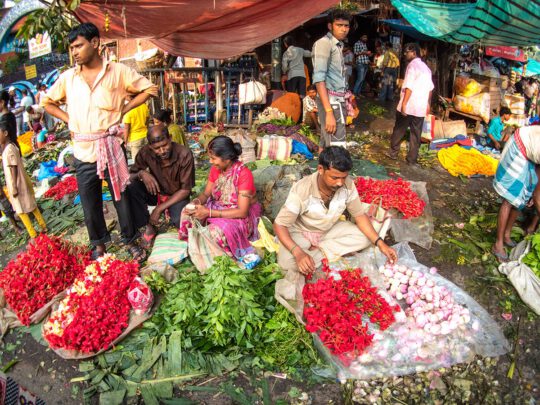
325, 107, 333, 113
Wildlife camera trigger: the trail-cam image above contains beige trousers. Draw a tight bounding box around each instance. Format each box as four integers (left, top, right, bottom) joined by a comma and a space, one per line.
129, 138, 147, 160
275, 221, 371, 322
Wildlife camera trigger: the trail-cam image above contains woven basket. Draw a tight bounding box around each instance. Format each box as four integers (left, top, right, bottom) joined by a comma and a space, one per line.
135, 48, 165, 71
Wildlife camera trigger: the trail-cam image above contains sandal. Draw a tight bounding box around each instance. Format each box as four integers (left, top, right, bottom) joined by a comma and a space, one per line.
91, 248, 105, 261
128, 244, 147, 263
491, 247, 509, 263
140, 232, 156, 249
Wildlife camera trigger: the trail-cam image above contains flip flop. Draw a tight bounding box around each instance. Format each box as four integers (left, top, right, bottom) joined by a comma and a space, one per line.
504, 239, 517, 248
140, 232, 156, 249
491, 248, 509, 263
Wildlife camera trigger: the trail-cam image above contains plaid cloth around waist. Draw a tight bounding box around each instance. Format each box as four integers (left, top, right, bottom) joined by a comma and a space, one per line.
73, 126, 129, 201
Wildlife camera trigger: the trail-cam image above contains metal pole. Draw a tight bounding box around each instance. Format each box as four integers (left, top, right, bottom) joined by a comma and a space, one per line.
215, 66, 223, 123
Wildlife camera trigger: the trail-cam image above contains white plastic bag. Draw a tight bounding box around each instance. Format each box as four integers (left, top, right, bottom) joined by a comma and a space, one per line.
239, 80, 267, 105
312, 243, 509, 380
498, 240, 540, 315
421, 114, 435, 141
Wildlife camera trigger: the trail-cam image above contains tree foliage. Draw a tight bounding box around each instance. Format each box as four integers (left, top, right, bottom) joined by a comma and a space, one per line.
16, 0, 81, 53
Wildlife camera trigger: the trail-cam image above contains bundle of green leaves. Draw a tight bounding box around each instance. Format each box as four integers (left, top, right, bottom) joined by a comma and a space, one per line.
521, 233, 540, 278
148, 255, 281, 349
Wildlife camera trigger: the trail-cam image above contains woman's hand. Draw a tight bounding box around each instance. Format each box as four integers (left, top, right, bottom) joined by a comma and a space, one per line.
191, 205, 210, 221
379, 242, 398, 264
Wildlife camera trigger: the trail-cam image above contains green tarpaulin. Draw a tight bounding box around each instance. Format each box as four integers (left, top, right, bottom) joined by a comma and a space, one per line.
391, 0, 540, 46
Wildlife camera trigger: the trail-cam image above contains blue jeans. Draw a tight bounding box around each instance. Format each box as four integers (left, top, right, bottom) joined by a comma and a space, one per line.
379, 67, 398, 102
353, 63, 369, 96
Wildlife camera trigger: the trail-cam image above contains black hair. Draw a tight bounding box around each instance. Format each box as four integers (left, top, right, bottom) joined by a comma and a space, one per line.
307, 84, 317, 92
68, 22, 100, 44
208, 135, 242, 161
319, 146, 353, 172
0, 90, 9, 108
147, 125, 170, 144
499, 106, 512, 116
154, 109, 172, 125
0, 114, 21, 153
21, 89, 27, 95
26, 106, 34, 113
328, 9, 352, 23
283, 35, 295, 47
404, 42, 421, 58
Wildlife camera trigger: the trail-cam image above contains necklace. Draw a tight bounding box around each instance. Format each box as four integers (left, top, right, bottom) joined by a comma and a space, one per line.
317, 175, 335, 202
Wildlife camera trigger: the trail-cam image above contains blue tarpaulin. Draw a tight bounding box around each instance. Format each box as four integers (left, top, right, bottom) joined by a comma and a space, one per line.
391, 0, 540, 46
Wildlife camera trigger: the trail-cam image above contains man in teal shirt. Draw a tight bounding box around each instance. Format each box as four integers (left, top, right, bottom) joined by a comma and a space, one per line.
487, 107, 512, 150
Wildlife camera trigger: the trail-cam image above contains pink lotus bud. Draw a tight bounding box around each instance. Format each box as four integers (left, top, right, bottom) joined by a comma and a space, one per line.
427, 280, 435, 288
418, 278, 426, 287
429, 267, 438, 274
400, 284, 408, 293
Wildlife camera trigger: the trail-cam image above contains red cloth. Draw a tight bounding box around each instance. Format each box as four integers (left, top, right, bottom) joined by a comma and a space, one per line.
209, 165, 255, 194
75, 0, 338, 58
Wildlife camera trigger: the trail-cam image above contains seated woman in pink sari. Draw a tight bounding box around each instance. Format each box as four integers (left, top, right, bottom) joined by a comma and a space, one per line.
179, 136, 262, 260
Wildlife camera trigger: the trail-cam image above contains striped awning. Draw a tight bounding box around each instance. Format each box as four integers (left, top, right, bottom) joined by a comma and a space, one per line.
391, 0, 540, 46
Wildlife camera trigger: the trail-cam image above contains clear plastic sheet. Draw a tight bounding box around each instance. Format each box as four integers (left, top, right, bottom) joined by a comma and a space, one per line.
312, 243, 509, 380
390, 181, 434, 250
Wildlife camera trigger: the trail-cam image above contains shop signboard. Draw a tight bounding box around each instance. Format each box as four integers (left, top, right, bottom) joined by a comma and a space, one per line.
485, 46, 527, 62
28, 31, 52, 59
25, 64, 37, 80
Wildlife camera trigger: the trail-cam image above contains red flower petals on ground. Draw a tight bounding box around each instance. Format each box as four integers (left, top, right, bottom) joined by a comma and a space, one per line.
303, 260, 400, 360
43, 255, 139, 353
44, 176, 78, 200
0, 235, 90, 326
355, 176, 426, 219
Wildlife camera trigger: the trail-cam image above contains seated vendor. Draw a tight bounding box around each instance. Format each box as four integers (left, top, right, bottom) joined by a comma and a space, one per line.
179, 135, 262, 260
302, 85, 320, 130
486, 107, 512, 150
273, 147, 397, 298
129, 125, 195, 247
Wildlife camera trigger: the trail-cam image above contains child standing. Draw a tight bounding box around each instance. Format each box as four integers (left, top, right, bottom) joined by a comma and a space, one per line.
0, 116, 46, 238
0, 184, 22, 236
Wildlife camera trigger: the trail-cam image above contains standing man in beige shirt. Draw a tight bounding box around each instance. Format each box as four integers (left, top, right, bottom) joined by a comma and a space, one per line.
42, 23, 158, 260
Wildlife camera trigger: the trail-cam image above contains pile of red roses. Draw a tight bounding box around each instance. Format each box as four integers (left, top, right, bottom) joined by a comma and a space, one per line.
44, 176, 78, 200
355, 176, 426, 219
43, 254, 139, 353
303, 261, 400, 360
0, 235, 90, 326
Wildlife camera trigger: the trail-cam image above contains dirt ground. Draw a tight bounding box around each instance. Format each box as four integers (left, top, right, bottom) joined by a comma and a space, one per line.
1, 98, 539, 404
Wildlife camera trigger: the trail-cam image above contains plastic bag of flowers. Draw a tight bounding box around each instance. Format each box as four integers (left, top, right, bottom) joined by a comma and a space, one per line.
303, 243, 509, 380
